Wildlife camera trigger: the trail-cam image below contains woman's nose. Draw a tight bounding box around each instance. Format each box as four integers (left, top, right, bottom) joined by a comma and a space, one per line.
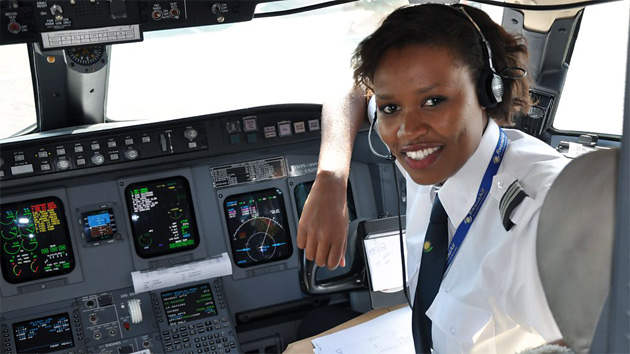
397, 109, 429, 140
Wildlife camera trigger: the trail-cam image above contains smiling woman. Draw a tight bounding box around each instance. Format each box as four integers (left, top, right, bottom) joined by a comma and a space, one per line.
297, 3, 572, 353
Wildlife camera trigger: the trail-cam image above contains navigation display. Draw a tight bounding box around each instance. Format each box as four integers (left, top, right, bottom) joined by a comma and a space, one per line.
81, 208, 117, 243
224, 188, 292, 268
13, 313, 74, 353
0, 197, 75, 284
125, 176, 200, 258
161, 284, 218, 326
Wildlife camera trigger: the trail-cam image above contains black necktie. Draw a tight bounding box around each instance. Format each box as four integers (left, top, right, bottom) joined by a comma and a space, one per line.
412, 195, 448, 353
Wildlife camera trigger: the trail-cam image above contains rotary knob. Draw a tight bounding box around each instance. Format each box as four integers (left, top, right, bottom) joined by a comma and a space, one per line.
91, 154, 105, 165
125, 149, 138, 160
184, 128, 198, 140
56, 159, 70, 170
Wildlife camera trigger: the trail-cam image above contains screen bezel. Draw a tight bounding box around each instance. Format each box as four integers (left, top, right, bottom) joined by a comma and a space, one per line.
124, 175, 201, 259
13, 312, 75, 354
161, 283, 218, 326
0, 196, 76, 285
223, 187, 293, 268
80, 207, 117, 243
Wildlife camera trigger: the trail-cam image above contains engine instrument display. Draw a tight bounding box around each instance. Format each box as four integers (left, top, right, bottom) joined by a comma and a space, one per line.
81, 208, 117, 243
161, 283, 218, 326
13, 313, 74, 353
224, 188, 292, 268
0, 197, 75, 284
125, 176, 199, 258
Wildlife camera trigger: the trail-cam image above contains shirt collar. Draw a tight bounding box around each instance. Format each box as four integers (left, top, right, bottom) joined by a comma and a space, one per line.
437, 119, 501, 227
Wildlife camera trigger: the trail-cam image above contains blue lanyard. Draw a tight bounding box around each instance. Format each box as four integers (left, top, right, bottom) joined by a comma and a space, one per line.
444, 128, 508, 273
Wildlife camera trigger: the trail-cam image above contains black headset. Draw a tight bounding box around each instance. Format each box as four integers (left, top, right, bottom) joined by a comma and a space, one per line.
453, 4, 504, 109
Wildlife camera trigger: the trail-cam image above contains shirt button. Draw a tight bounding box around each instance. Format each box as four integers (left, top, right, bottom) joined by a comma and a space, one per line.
450, 327, 456, 335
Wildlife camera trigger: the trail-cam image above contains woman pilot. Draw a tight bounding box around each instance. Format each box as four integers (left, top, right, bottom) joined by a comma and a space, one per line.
296, 3, 569, 353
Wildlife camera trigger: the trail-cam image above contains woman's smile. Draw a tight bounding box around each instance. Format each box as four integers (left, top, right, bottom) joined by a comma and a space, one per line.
374, 45, 487, 185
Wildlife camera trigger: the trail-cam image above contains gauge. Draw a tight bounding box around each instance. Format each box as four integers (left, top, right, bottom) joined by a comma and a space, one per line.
66, 45, 105, 66
224, 189, 293, 268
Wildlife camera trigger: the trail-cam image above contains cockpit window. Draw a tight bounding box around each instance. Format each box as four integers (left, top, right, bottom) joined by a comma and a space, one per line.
106, 1, 409, 122
553, 0, 629, 136
0, 44, 36, 139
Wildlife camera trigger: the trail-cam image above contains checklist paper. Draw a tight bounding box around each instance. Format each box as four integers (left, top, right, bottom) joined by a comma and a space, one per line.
131, 252, 232, 293
363, 230, 407, 292
311, 306, 414, 354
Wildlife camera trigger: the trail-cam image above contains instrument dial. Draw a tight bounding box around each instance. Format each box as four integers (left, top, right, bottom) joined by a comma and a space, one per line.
66, 45, 105, 66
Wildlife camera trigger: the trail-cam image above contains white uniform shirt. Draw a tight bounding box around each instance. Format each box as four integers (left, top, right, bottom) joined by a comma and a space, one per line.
402, 119, 569, 353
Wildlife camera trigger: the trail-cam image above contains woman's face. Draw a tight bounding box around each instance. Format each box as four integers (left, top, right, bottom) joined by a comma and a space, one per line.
374, 45, 488, 185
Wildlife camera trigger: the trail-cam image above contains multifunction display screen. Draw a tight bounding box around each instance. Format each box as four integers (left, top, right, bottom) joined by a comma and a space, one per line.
0, 197, 75, 284
125, 176, 200, 258
13, 313, 74, 353
161, 284, 218, 326
81, 208, 117, 243
224, 188, 292, 268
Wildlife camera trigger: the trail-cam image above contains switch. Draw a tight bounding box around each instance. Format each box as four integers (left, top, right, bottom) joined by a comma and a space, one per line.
243, 117, 258, 132
226, 121, 241, 134
263, 126, 277, 139
308, 119, 320, 131
277, 121, 292, 137
50, 4, 63, 21
293, 121, 306, 133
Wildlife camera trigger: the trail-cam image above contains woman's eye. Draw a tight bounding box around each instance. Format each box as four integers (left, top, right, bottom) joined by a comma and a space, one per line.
378, 104, 400, 114
423, 97, 446, 107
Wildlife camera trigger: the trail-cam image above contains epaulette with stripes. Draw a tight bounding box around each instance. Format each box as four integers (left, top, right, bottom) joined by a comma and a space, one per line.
499, 180, 529, 231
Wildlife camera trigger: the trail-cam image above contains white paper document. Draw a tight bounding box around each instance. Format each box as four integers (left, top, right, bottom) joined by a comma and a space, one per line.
363, 230, 406, 292
131, 252, 232, 293
311, 306, 414, 354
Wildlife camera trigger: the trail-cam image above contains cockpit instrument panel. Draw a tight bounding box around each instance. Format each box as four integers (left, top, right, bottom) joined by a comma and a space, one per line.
125, 176, 199, 259
13, 313, 74, 354
224, 188, 292, 268
0, 197, 75, 284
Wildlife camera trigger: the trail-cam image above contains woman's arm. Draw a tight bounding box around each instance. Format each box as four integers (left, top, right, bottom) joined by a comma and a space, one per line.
296, 84, 367, 269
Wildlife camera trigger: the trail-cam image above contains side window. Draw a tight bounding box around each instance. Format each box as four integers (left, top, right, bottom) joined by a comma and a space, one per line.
553, 1, 629, 135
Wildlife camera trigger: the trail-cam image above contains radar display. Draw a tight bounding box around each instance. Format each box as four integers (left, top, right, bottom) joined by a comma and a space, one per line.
224, 188, 292, 268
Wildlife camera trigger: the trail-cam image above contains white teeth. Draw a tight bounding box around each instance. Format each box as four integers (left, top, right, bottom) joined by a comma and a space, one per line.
405, 147, 440, 160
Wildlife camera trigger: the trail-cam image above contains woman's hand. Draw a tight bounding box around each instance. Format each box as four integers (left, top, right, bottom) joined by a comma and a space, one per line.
297, 171, 349, 270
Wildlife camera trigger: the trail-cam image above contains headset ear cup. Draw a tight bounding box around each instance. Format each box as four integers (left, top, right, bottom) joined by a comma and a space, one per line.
490, 72, 504, 104
477, 66, 504, 108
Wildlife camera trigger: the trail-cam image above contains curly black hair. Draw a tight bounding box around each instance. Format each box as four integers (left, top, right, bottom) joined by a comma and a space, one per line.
352, 3, 530, 125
